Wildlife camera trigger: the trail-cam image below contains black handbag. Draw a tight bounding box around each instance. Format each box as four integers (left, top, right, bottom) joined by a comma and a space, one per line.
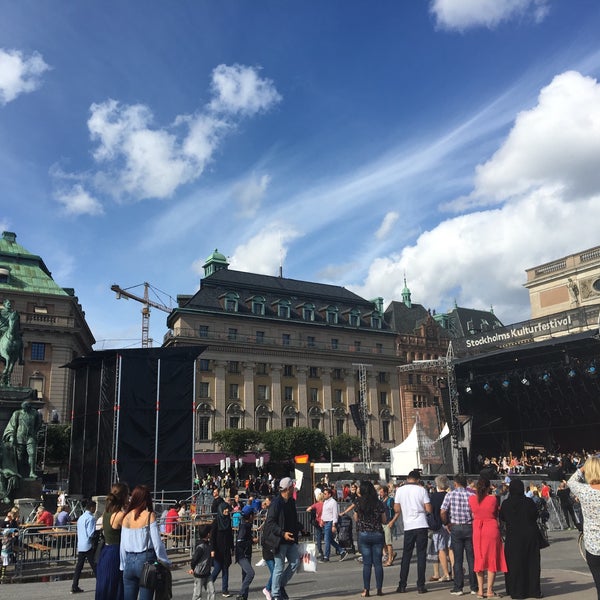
537, 524, 549, 549
139, 514, 167, 590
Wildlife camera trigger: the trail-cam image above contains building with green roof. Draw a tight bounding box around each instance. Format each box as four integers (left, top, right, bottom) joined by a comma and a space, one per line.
0, 231, 95, 425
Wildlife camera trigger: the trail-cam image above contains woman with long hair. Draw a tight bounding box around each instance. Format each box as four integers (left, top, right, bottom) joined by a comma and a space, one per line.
499, 479, 542, 599
96, 482, 129, 600
120, 485, 171, 600
354, 480, 387, 597
468, 478, 507, 598
568, 455, 600, 600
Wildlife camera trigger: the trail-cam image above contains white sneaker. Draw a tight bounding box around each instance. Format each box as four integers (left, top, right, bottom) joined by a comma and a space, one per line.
255, 558, 266, 567
263, 588, 272, 600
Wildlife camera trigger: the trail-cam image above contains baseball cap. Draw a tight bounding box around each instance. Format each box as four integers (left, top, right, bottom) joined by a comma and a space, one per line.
241, 505, 255, 517
279, 477, 294, 490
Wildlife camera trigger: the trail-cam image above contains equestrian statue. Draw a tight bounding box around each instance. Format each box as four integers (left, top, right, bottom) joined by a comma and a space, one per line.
0, 299, 24, 387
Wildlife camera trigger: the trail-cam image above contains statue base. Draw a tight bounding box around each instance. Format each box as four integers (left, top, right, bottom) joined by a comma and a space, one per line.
17, 478, 43, 501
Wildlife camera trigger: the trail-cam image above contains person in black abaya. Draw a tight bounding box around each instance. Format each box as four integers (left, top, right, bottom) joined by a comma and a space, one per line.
499, 479, 542, 599
211, 500, 234, 597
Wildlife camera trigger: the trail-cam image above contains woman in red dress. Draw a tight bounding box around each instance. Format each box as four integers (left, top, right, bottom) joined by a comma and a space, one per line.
469, 478, 507, 598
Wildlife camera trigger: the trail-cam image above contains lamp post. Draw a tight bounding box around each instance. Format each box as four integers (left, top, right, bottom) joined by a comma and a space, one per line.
328, 408, 335, 474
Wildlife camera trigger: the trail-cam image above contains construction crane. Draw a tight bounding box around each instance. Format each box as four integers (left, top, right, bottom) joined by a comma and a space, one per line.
111, 282, 173, 348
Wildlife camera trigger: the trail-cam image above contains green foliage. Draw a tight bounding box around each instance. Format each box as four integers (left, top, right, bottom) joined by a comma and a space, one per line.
331, 433, 362, 461
44, 424, 71, 465
212, 428, 262, 457
262, 427, 328, 462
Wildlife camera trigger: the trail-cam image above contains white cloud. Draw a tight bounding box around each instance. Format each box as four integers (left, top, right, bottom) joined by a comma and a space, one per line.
430, 0, 550, 31
375, 211, 399, 240
55, 64, 281, 208
0, 48, 49, 105
55, 184, 104, 216
449, 71, 600, 210
352, 69, 600, 324
210, 64, 282, 116
232, 173, 271, 217
228, 225, 300, 276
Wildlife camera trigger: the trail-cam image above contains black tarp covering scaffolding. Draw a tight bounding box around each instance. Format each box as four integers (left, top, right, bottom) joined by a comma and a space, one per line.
66, 346, 205, 498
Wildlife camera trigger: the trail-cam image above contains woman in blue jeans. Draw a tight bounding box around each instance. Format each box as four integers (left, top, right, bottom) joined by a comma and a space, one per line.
354, 480, 388, 597
120, 485, 171, 600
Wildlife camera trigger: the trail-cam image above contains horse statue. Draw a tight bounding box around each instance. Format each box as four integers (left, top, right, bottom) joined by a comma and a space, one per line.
0, 300, 24, 387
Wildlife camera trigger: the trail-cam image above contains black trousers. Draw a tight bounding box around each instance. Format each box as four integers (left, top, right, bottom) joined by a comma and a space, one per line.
72, 548, 96, 591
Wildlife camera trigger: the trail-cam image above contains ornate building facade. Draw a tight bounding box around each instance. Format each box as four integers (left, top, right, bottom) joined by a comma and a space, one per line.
164, 251, 456, 461
0, 231, 95, 422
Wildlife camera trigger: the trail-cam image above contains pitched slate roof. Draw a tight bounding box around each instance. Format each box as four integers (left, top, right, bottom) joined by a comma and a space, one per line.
0, 231, 69, 296
384, 300, 431, 333
438, 307, 504, 338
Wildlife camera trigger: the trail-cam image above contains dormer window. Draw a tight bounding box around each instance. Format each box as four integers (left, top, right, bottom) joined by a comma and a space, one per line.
326, 306, 339, 325
222, 292, 239, 312
273, 299, 291, 318
370, 312, 382, 329
348, 308, 361, 327
0, 267, 10, 284
249, 295, 265, 316
300, 303, 315, 322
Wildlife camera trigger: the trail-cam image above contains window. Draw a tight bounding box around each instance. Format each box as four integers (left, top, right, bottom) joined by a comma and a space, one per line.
309, 388, 319, 403
311, 419, 321, 430
326, 306, 339, 324
307, 336, 316, 348
229, 384, 239, 399
277, 300, 291, 318
331, 338, 338, 350
199, 382, 210, 398
334, 389, 343, 404
354, 341, 361, 351
416, 374, 422, 384
412, 394, 429, 408
371, 314, 382, 329
382, 420, 391, 442
29, 376, 44, 399
256, 331, 265, 344
197, 416, 210, 441
284, 386, 293, 401
199, 359, 210, 371
30, 342, 46, 361
256, 363, 267, 375
349, 309, 361, 327
199, 325, 208, 338
302, 303, 315, 321
378, 371, 387, 383
228, 361, 239, 373
257, 417, 269, 433
379, 391, 388, 405
229, 416, 240, 429
309, 366, 318, 378
252, 297, 265, 316
407, 374, 414, 385
257, 385, 270, 401
223, 292, 239, 312
228, 328, 237, 341
34, 305, 48, 314
282, 333, 291, 347
375, 343, 383, 354
285, 418, 296, 428
336, 419, 345, 436
333, 368, 342, 380
283, 365, 294, 377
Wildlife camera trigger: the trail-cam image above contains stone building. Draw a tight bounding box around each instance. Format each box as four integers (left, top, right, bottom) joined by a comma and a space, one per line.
163, 250, 460, 462
0, 231, 95, 422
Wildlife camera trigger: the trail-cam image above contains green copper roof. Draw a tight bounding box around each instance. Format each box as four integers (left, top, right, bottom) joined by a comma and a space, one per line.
204, 248, 228, 264
0, 231, 69, 296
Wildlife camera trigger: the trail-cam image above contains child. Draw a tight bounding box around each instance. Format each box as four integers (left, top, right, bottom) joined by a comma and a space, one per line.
189, 524, 214, 600
1, 528, 17, 581
235, 505, 258, 600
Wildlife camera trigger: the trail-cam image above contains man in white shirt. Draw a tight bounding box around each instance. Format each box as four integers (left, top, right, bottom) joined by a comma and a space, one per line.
320, 487, 348, 562
389, 470, 432, 594
71, 500, 97, 594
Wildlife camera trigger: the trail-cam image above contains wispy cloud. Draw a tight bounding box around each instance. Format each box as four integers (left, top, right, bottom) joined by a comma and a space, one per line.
232, 172, 271, 217
0, 48, 50, 105
375, 211, 399, 240
53, 63, 281, 212
55, 184, 104, 216
430, 0, 551, 32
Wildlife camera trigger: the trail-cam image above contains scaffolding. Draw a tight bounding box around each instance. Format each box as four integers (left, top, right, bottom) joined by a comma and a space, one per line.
355, 363, 372, 470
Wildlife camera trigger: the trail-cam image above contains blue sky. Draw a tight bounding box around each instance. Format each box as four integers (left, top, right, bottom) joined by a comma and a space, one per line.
2, 0, 600, 348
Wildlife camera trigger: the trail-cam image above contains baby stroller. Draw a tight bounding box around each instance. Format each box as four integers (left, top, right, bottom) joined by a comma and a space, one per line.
337, 515, 356, 554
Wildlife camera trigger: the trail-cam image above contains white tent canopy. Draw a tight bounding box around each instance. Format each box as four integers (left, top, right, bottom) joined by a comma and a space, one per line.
390, 422, 450, 476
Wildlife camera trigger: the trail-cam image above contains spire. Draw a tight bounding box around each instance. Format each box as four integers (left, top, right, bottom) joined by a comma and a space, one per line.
401, 274, 412, 308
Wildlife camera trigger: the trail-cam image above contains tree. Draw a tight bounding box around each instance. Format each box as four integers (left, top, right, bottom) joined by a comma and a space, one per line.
331, 433, 362, 461
212, 428, 262, 457
262, 427, 328, 462
44, 424, 71, 465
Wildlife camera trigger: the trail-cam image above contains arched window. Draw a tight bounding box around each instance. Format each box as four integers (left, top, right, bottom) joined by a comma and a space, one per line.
370, 311, 382, 329
248, 295, 266, 316
226, 403, 244, 429
195, 402, 214, 442
348, 308, 361, 327
299, 302, 315, 322
325, 305, 339, 325
308, 405, 323, 430
221, 291, 239, 312
380, 408, 392, 443
282, 404, 298, 429
274, 299, 291, 319
255, 404, 271, 433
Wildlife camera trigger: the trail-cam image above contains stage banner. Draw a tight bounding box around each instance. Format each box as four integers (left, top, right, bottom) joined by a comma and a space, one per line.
416, 407, 444, 465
